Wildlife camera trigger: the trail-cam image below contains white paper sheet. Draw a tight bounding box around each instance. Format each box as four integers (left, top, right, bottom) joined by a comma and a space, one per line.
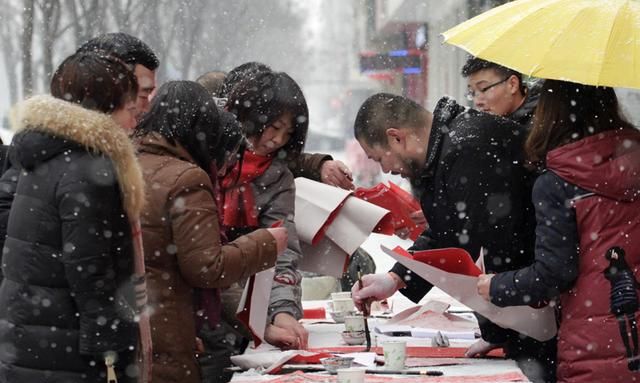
381, 245, 557, 342
343, 352, 377, 367
294, 178, 351, 244
237, 268, 276, 346
410, 328, 477, 340
299, 240, 349, 278
295, 178, 391, 277
321, 196, 390, 255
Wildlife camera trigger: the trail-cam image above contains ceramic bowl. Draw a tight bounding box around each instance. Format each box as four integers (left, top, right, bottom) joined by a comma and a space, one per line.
341, 330, 366, 345
330, 310, 356, 323
320, 356, 354, 374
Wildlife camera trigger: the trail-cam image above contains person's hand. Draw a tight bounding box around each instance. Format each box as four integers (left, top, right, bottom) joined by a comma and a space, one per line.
264, 312, 309, 350
320, 160, 354, 190
464, 339, 502, 358
395, 210, 426, 239
477, 274, 494, 301
351, 272, 402, 311
266, 227, 288, 255
195, 337, 205, 354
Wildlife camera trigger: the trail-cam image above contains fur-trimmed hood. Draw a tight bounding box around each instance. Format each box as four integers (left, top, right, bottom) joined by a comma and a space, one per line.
9, 95, 145, 218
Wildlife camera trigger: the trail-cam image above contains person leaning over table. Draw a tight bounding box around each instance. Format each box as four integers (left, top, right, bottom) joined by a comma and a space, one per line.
349, 93, 556, 383
134, 81, 288, 383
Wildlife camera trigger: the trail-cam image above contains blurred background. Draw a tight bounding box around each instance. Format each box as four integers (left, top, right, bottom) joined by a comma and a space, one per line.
1, 0, 638, 181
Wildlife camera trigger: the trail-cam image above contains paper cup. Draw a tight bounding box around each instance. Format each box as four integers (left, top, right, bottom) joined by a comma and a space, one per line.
332, 298, 355, 313
382, 340, 406, 370
344, 315, 365, 332
336, 367, 365, 383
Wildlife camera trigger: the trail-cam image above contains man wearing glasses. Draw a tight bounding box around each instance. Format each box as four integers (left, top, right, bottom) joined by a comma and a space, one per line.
462, 57, 540, 128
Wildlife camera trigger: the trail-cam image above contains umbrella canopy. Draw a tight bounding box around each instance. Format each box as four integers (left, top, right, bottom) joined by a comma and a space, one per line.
442, 0, 640, 89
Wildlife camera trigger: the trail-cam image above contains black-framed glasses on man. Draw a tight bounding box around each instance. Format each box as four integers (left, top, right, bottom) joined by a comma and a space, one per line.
466, 77, 509, 100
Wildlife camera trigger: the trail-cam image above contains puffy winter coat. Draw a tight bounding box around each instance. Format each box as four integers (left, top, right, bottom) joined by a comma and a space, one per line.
0, 95, 145, 383
507, 80, 541, 128
136, 132, 278, 383
491, 128, 640, 382
390, 97, 553, 368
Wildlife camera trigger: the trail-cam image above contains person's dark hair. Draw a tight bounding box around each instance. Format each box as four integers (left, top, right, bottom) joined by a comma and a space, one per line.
462, 57, 525, 96
77, 32, 159, 71
135, 81, 243, 171
354, 93, 429, 147
525, 79, 634, 165
196, 71, 227, 98
50, 51, 138, 113
227, 71, 308, 161
216, 109, 246, 170
221, 62, 272, 98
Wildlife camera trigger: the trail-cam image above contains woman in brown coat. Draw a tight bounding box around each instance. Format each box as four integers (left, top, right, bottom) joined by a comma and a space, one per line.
134, 81, 287, 383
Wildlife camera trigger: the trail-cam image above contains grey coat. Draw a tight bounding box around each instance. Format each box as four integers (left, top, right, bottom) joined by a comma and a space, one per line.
251, 159, 304, 321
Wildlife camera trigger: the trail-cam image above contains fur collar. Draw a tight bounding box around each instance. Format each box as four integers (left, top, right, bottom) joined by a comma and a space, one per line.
10, 95, 145, 218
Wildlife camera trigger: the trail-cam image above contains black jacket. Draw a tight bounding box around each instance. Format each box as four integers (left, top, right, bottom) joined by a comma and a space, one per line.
389, 97, 552, 362
0, 96, 145, 383
490, 170, 583, 307
507, 80, 541, 129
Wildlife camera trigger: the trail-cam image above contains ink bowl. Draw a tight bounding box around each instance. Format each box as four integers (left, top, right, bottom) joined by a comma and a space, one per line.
320, 356, 355, 374
341, 330, 366, 345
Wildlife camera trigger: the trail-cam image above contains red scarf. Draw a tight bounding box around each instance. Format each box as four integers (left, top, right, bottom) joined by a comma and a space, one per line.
218, 150, 273, 230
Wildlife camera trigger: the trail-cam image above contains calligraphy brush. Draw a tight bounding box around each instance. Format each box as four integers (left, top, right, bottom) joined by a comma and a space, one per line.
356, 266, 372, 352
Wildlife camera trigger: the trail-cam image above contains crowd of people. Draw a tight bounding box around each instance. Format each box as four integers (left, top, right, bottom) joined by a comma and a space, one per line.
0, 31, 636, 383
351, 59, 640, 383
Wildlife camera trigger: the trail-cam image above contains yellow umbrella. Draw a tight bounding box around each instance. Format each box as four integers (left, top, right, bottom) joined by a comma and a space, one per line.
442, 0, 640, 89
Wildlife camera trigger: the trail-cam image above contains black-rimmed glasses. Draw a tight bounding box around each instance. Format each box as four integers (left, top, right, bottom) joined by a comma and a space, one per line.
466, 77, 509, 100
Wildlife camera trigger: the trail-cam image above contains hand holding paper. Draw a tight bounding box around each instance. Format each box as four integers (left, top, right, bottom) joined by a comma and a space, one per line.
381, 245, 557, 342
476, 274, 494, 300
354, 182, 426, 240
266, 227, 288, 255
320, 160, 355, 190
236, 268, 276, 347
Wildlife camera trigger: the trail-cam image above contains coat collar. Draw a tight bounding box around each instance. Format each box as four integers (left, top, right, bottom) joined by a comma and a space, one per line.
135, 131, 197, 165
10, 95, 145, 218
421, 96, 467, 178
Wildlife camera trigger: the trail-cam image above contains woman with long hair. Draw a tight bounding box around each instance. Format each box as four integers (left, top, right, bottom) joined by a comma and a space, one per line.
478, 79, 640, 382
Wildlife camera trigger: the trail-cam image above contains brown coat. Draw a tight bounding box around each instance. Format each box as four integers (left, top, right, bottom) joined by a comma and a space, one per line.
287, 152, 332, 181
137, 132, 278, 383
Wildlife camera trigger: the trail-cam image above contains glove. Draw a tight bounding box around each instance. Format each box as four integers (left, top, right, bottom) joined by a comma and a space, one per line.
351, 273, 399, 311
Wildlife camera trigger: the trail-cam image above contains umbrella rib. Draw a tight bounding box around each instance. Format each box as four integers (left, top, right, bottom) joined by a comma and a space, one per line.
534, 4, 594, 81
472, 0, 572, 76
596, 2, 626, 87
